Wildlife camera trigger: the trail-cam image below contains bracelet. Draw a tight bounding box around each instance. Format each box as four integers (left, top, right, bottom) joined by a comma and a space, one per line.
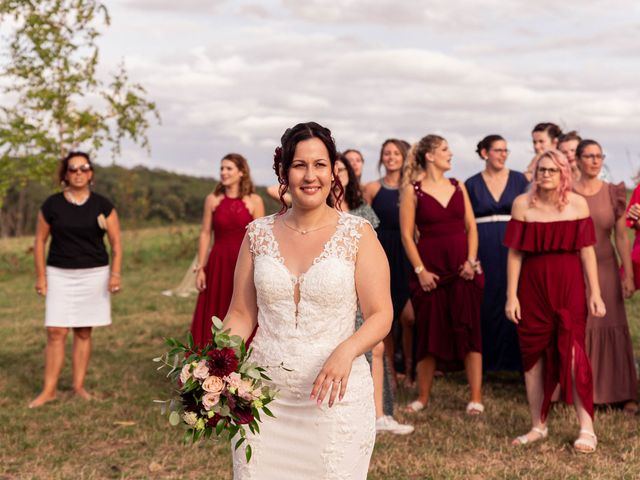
414, 265, 424, 275
110, 271, 121, 277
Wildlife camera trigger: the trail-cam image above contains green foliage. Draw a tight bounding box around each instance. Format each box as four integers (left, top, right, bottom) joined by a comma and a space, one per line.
0, 163, 280, 237
0, 0, 160, 208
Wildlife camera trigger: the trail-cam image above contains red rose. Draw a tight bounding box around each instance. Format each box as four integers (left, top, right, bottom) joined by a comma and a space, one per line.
234, 406, 254, 425
207, 413, 223, 427
207, 347, 239, 378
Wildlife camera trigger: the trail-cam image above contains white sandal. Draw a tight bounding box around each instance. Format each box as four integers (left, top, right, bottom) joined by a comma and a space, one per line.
405, 400, 426, 413
574, 429, 597, 454
512, 426, 548, 446
466, 401, 484, 415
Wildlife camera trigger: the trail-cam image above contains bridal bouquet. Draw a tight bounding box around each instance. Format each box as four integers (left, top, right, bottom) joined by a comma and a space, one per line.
155, 317, 276, 462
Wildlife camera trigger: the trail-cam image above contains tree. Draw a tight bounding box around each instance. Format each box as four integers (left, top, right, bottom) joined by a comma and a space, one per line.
0, 0, 160, 236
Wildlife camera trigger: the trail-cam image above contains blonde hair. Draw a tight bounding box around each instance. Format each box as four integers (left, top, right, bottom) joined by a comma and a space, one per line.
403, 134, 445, 185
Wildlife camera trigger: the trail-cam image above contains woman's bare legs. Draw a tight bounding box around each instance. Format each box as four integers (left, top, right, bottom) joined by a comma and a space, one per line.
412, 354, 436, 407
512, 357, 547, 444
571, 348, 595, 450
72, 327, 93, 400
400, 301, 415, 387
29, 327, 69, 408
464, 351, 483, 405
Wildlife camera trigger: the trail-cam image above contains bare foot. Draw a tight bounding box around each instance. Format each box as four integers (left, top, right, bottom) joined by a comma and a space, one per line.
28, 392, 56, 408
73, 388, 92, 401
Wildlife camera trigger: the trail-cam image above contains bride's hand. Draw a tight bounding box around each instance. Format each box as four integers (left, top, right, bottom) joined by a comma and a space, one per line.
310, 342, 355, 408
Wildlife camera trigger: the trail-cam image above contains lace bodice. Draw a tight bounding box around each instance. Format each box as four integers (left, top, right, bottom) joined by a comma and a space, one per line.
247, 212, 371, 389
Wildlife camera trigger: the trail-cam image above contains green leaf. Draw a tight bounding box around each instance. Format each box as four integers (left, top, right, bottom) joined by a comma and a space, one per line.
215, 418, 226, 436
245, 444, 252, 462
263, 406, 275, 418
235, 437, 245, 450
169, 411, 181, 426
187, 331, 194, 349
212, 316, 224, 331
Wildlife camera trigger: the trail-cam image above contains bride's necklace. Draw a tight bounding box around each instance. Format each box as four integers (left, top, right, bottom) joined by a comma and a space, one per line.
282, 214, 334, 235
65, 189, 90, 206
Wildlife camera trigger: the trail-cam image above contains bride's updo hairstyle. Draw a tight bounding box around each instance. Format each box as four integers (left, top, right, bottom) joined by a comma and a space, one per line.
273, 121, 342, 213
403, 134, 445, 185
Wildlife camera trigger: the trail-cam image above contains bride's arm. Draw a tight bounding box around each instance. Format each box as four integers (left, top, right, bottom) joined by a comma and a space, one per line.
223, 235, 258, 340
310, 224, 393, 407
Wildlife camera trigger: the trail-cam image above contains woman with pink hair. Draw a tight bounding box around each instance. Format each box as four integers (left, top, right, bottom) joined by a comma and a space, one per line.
505, 149, 605, 453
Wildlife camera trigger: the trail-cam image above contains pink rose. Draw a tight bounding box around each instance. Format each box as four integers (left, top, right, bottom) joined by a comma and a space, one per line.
238, 379, 256, 401
193, 360, 210, 380
202, 392, 220, 411
202, 375, 224, 394
224, 372, 242, 390
179, 364, 192, 384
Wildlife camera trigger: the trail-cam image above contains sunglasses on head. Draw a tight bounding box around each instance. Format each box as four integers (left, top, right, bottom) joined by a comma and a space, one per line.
67, 164, 92, 173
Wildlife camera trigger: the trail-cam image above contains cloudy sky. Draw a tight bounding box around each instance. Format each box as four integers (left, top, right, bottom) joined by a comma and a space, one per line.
12, 1, 640, 184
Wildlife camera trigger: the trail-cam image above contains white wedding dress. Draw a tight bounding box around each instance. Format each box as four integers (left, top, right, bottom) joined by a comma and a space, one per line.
232, 213, 376, 480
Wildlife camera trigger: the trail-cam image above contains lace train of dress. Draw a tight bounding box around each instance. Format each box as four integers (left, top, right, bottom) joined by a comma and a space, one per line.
232, 213, 376, 480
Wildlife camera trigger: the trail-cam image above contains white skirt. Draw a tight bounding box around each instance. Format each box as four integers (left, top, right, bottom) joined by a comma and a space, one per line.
45, 266, 112, 328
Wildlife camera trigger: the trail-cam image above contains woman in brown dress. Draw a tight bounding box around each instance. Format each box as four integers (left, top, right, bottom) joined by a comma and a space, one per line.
573, 139, 638, 413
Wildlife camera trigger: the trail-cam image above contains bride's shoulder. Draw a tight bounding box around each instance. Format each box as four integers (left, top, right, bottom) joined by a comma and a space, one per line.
340, 211, 373, 233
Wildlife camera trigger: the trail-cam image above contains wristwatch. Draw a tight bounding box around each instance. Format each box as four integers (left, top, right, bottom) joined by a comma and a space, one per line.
414, 265, 424, 274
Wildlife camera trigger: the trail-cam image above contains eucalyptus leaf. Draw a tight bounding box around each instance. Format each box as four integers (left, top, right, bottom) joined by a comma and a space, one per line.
169, 411, 181, 426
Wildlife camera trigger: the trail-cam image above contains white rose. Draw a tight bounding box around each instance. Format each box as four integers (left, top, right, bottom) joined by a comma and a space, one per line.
182, 411, 198, 426
192, 360, 210, 380
179, 364, 192, 384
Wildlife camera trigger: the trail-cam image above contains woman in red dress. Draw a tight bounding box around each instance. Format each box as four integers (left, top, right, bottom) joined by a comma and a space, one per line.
400, 134, 484, 414
191, 153, 264, 346
505, 149, 605, 453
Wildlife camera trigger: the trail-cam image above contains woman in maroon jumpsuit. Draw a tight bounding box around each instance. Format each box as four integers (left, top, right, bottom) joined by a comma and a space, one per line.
505, 149, 605, 453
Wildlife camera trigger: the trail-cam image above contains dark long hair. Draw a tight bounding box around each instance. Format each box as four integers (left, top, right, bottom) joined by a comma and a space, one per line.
335, 154, 364, 211
273, 122, 342, 213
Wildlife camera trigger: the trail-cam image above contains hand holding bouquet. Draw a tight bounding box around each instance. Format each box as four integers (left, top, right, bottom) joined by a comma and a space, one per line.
155, 317, 277, 462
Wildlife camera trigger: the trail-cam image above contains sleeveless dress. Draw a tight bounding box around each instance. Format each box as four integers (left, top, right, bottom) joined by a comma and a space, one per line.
465, 171, 528, 371
503, 218, 596, 421
232, 213, 375, 480
190, 195, 253, 347
577, 182, 637, 404
410, 179, 483, 364
371, 181, 412, 369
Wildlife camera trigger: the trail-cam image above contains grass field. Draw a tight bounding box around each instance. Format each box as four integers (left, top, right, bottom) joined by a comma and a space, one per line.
1, 225, 639, 479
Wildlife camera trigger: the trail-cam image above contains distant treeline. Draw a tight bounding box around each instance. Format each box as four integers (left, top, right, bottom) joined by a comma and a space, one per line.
0, 164, 281, 237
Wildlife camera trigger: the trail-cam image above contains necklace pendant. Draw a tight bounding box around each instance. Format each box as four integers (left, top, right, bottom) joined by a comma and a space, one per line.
301, 230, 307, 235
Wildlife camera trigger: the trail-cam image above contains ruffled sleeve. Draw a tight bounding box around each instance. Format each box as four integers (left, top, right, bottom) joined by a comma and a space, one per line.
503, 218, 595, 252
609, 182, 626, 221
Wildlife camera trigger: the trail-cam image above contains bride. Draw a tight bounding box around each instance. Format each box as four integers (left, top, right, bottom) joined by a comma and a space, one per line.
224, 122, 393, 479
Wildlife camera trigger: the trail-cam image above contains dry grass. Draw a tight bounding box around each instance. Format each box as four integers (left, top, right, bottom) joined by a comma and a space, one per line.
1, 226, 639, 479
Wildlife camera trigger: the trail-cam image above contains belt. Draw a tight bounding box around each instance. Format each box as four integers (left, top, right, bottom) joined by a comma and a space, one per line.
475, 214, 511, 224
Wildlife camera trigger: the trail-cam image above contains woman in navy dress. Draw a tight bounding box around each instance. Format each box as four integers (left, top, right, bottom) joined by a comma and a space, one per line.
465, 135, 529, 372
364, 139, 414, 386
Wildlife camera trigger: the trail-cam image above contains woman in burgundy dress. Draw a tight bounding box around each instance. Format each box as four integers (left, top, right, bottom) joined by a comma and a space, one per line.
191, 153, 264, 347
505, 149, 605, 453
400, 134, 484, 414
